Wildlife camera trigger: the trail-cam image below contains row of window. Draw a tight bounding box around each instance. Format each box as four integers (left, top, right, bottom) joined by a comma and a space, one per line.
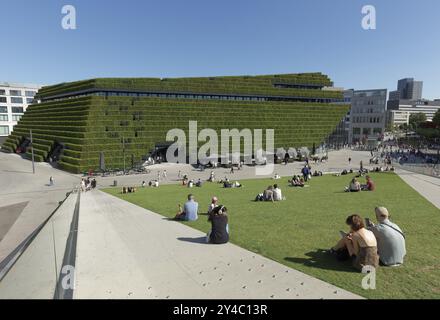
0, 96, 33, 104
351, 116, 382, 124
351, 107, 384, 114
0, 106, 24, 113
352, 127, 383, 135
352, 100, 386, 106
0, 89, 36, 97
0, 114, 21, 121
42, 90, 342, 104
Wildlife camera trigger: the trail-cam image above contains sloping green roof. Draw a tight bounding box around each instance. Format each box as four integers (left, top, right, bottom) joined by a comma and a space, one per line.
36, 73, 340, 99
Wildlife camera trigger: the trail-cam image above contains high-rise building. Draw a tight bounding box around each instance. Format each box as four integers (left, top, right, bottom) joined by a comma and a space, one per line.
0, 83, 41, 145
395, 78, 423, 100
349, 89, 387, 146
386, 78, 440, 127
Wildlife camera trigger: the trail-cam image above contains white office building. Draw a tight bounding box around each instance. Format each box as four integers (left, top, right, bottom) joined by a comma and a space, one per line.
0, 82, 42, 145
386, 99, 440, 127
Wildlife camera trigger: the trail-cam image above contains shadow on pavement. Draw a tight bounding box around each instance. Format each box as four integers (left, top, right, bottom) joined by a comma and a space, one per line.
177, 236, 207, 244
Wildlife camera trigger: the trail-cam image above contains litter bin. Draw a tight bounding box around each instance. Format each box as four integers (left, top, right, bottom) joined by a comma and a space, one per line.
113, 180, 118, 187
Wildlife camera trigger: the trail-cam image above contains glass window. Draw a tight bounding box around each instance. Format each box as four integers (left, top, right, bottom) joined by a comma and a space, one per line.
0, 97, 6, 103
0, 106, 7, 113
11, 97, 23, 104
373, 128, 382, 134
0, 126, 9, 135
0, 89, 5, 95
0, 115, 8, 121
26, 98, 34, 104
9, 90, 22, 96
363, 128, 371, 135
352, 128, 361, 135
25, 91, 36, 97
12, 114, 21, 121
12, 107, 24, 113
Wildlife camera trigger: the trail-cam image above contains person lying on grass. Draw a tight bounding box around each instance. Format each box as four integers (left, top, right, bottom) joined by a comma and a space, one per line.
330, 214, 379, 272
206, 205, 229, 244
175, 194, 199, 221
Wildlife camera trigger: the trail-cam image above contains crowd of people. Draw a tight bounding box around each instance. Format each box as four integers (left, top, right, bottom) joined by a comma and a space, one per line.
114, 152, 409, 273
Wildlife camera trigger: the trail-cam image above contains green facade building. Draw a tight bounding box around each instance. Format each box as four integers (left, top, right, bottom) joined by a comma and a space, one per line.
1, 73, 349, 173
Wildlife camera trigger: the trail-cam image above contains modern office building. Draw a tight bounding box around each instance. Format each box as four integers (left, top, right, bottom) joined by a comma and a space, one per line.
348, 89, 387, 146
0, 83, 41, 145
386, 77, 440, 127
1, 73, 349, 173
387, 99, 440, 127
396, 78, 423, 100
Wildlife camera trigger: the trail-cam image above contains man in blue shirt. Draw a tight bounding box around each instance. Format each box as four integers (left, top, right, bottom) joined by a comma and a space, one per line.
175, 194, 199, 221
301, 165, 310, 182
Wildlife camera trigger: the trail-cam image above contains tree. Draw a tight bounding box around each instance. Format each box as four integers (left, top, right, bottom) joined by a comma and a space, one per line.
409, 113, 427, 129
433, 109, 440, 127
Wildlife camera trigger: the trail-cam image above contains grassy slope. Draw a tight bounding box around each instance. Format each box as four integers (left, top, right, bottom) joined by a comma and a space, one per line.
103, 172, 440, 299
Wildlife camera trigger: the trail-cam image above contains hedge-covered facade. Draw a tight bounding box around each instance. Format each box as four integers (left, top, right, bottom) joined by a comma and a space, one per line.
1, 73, 349, 173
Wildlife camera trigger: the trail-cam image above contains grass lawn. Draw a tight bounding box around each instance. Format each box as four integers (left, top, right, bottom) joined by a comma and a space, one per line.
103, 172, 440, 299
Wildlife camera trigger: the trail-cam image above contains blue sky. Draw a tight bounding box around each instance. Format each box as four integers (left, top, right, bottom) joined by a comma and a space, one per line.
1, 0, 439, 99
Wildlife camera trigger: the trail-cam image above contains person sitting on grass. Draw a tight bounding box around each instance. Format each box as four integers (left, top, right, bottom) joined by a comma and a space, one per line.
195, 178, 203, 187
175, 194, 199, 221
188, 179, 194, 188
208, 196, 219, 214
367, 207, 406, 267
361, 175, 375, 191
273, 173, 281, 180
149, 180, 159, 187
273, 184, 284, 201
206, 205, 229, 244
289, 175, 305, 187
128, 186, 136, 193
345, 178, 361, 192
223, 179, 233, 188
263, 185, 274, 202
122, 186, 127, 194
330, 214, 379, 272
313, 170, 323, 177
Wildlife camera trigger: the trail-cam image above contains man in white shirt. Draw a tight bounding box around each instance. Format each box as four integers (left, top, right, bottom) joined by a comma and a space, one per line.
273, 184, 283, 201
